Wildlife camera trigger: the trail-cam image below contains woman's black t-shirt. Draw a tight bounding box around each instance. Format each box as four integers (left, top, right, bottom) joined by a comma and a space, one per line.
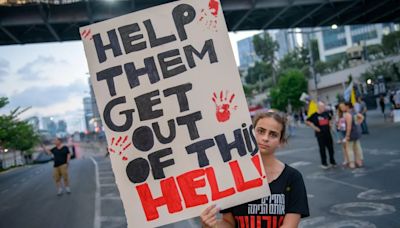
221, 164, 309, 228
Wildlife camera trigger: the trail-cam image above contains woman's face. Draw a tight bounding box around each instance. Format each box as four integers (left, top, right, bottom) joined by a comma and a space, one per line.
339, 103, 347, 112
254, 117, 283, 156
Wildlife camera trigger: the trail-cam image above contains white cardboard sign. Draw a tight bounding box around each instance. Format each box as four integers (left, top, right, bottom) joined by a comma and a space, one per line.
80, 0, 270, 227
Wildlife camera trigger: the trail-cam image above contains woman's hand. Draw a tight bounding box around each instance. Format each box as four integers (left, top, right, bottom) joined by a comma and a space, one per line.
200, 205, 219, 228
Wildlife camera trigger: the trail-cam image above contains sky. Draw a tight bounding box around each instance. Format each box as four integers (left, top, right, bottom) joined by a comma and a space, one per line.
0, 31, 260, 133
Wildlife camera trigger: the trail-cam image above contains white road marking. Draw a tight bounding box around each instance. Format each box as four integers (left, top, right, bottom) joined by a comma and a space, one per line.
322, 220, 376, 228
330, 202, 396, 217
289, 161, 312, 168
307, 173, 369, 191
89, 157, 101, 228
99, 176, 115, 181
357, 189, 400, 200
100, 216, 126, 222
277, 147, 318, 156
100, 196, 121, 200
98, 171, 114, 175
99, 183, 116, 187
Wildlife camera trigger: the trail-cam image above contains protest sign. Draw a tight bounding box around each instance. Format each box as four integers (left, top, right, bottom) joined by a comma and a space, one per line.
80, 0, 270, 227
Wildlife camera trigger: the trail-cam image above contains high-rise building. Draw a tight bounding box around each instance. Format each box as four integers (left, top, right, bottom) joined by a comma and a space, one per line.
88, 78, 103, 132
237, 30, 299, 74
315, 23, 395, 61
237, 35, 260, 70
83, 96, 94, 132
42, 117, 57, 137
57, 120, 67, 133
274, 29, 299, 60
26, 116, 39, 131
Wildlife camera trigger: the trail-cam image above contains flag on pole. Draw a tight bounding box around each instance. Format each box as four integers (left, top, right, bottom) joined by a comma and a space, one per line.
350, 87, 356, 105
307, 100, 318, 118
344, 82, 356, 105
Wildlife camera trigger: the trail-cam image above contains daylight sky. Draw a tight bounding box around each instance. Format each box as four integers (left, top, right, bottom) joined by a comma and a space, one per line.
0, 31, 260, 132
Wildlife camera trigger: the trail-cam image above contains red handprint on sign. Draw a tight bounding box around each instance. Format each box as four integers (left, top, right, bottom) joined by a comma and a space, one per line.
108, 135, 132, 161
208, 0, 220, 17
198, 0, 220, 31
212, 90, 237, 123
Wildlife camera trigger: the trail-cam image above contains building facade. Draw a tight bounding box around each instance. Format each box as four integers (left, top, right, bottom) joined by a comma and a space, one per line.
237, 30, 299, 73
315, 23, 397, 61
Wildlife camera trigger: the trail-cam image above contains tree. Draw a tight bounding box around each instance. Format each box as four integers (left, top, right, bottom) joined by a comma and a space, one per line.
366, 44, 385, 59
277, 47, 311, 79
245, 61, 273, 85
360, 61, 400, 83
0, 97, 38, 163
382, 31, 400, 55
253, 32, 279, 63
253, 32, 279, 84
270, 69, 308, 111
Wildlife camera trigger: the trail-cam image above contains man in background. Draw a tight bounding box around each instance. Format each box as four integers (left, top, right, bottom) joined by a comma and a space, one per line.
41, 138, 71, 196
355, 97, 369, 134
306, 102, 337, 169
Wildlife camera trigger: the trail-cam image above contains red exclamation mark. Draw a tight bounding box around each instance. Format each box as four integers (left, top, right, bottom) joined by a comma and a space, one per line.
251, 154, 266, 179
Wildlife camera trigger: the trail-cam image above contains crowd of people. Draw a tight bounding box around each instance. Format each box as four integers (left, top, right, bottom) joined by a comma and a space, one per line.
304, 99, 367, 170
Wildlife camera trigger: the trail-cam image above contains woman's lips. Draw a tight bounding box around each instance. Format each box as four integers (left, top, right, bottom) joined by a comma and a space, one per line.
258, 144, 269, 149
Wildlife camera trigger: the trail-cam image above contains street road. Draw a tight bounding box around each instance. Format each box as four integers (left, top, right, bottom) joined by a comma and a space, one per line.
0, 110, 399, 228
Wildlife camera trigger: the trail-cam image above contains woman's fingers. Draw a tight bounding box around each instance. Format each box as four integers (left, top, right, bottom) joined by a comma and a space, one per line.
200, 205, 220, 227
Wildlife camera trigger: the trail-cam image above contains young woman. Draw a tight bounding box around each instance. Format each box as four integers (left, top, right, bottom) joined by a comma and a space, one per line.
337, 103, 349, 166
344, 102, 364, 169
200, 111, 310, 228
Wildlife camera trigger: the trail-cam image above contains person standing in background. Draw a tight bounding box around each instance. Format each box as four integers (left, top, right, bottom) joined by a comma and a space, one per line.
379, 95, 386, 120
355, 97, 369, 134
306, 102, 337, 169
41, 138, 71, 196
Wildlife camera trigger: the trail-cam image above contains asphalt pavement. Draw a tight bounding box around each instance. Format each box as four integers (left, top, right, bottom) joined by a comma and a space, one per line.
0, 109, 399, 228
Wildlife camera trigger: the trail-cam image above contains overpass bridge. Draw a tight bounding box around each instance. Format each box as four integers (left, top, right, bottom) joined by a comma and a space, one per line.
0, 0, 399, 45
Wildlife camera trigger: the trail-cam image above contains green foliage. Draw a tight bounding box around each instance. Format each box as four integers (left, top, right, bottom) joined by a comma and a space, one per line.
0, 97, 9, 109
270, 69, 308, 111
245, 62, 273, 85
253, 32, 279, 63
278, 47, 309, 77
366, 44, 385, 59
382, 31, 400, 55
0, 97, 39, 152
7, 121, 39, 152
242, 84, 253, 97
360, 61, 400, 83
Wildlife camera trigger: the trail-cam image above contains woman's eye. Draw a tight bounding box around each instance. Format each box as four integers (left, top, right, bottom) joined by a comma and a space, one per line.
257, 129, 265, 134
269, 132, 278, 138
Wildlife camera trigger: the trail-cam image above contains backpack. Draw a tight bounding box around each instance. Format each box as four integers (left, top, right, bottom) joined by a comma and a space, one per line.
349, 111, 362, 141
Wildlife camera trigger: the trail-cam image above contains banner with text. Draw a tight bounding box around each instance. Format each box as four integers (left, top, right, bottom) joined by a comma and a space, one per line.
80, 0, 270, 227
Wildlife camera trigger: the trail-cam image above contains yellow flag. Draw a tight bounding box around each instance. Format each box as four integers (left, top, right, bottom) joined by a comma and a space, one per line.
351, 88, 356, 105
307, 100, 318, 118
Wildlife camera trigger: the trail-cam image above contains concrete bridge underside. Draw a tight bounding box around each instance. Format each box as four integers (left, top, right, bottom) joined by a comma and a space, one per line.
0, 0, 399, 45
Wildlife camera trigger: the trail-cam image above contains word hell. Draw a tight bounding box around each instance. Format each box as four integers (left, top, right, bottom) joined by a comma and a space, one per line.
136, 155, 265, 221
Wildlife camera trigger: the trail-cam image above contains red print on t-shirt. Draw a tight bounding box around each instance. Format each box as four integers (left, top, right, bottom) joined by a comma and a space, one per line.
318, 117, 329, 126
